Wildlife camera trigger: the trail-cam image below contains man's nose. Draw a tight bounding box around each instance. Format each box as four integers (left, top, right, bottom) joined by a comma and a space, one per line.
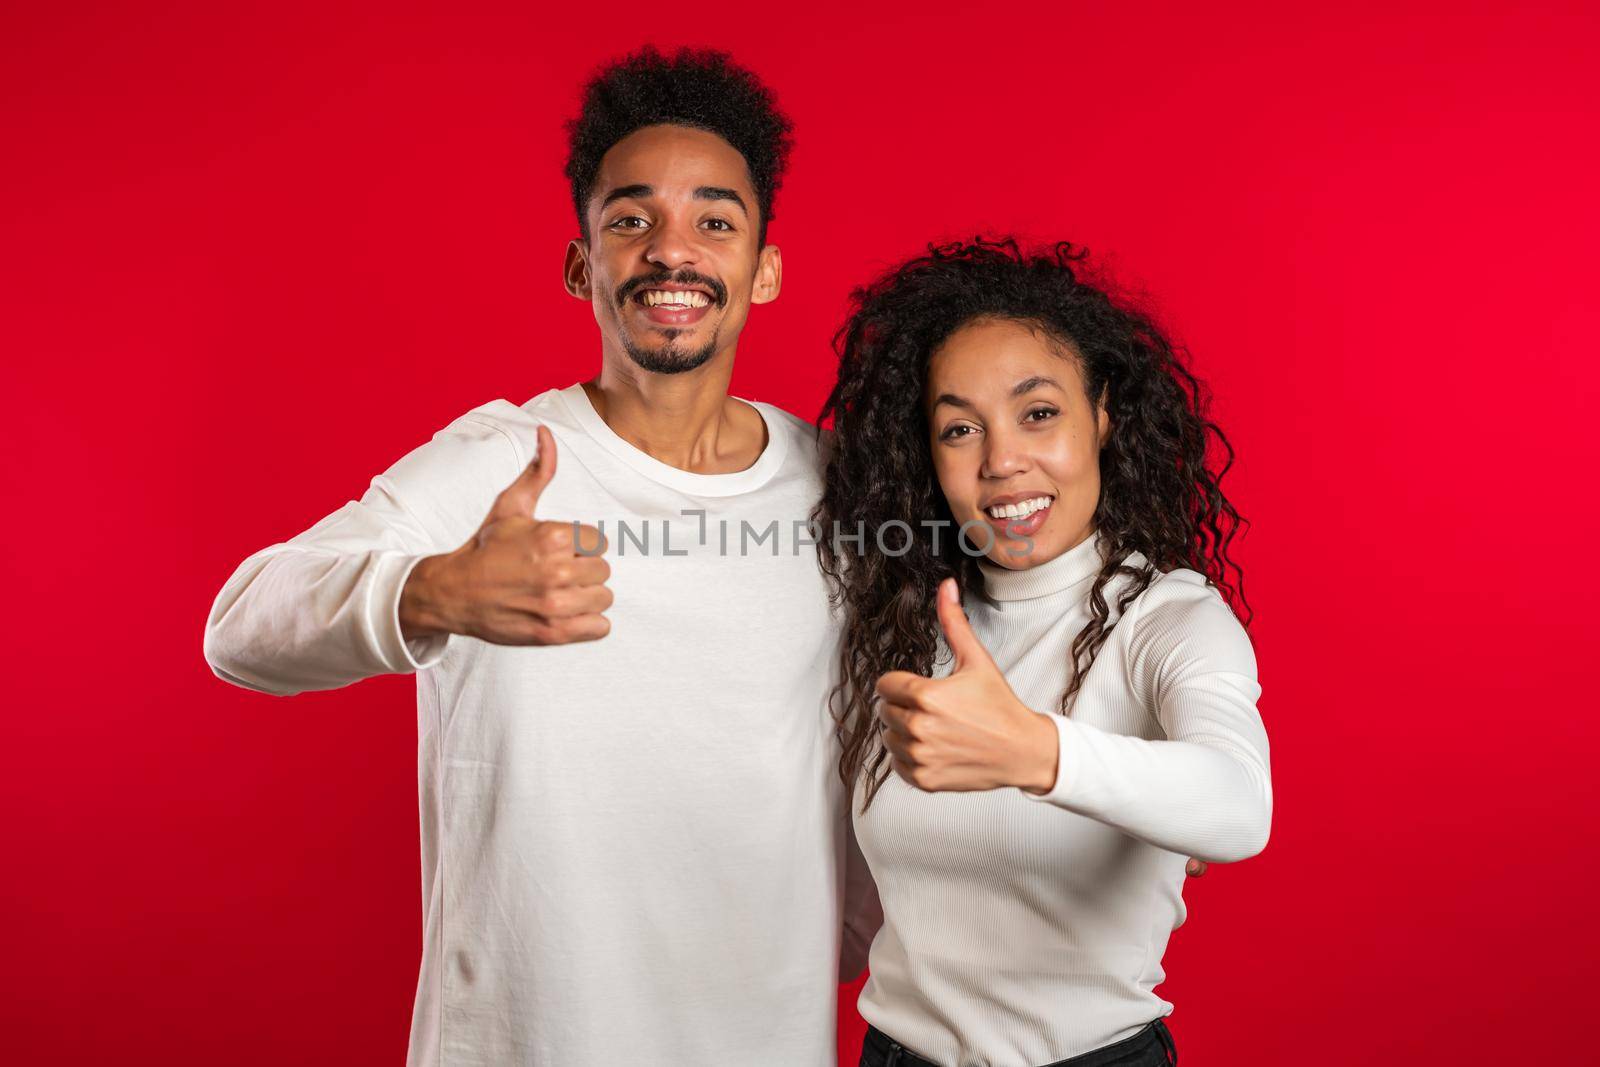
644, 215, 699, 271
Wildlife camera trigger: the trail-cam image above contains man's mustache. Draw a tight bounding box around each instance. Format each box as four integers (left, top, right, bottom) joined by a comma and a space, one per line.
615, 270, 728, 309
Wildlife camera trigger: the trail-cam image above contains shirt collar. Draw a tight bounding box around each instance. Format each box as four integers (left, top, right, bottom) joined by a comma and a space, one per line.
977, 530, 1105, 602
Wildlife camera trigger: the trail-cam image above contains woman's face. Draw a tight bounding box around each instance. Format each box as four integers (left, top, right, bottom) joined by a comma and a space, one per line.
925, 316, 1109, 570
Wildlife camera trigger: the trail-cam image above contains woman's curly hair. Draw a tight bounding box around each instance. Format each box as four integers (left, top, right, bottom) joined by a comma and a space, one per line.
813, 237, 1248, 811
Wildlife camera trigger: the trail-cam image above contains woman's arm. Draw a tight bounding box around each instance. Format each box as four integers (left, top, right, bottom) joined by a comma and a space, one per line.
1022, 575, 1272, 864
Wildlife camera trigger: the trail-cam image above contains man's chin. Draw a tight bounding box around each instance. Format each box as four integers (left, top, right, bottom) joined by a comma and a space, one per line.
621, 335, 719, 376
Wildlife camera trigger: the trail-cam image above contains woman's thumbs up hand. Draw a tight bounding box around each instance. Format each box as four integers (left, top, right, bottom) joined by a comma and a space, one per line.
874, 578, 1060, 794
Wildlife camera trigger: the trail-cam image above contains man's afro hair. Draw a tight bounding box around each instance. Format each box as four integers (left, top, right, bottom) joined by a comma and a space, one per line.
564, 46, 793, 245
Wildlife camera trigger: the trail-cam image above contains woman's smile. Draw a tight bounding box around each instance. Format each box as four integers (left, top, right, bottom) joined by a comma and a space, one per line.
982, 492, 1056, 543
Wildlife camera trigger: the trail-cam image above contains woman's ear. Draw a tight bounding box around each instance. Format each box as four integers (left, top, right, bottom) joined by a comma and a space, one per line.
1096, 394, 1112, 448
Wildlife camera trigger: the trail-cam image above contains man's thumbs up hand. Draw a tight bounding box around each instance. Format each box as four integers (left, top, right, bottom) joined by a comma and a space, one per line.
489, 422, 561, 522
874, 578, 1059, 794
400, 425, 613, 647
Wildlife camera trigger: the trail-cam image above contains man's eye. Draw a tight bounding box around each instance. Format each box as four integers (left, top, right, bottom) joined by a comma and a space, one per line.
703, 218, 733, 232
609, 216, 648, 230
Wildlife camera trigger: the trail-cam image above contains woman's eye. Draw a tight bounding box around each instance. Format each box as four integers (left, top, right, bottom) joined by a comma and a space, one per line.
1024, 407, 1060, 423
940, 424, 977, 441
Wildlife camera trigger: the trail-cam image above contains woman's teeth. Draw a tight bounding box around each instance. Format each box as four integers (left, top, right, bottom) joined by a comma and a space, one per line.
986, 496, 1053, 520
641, 289, 710, 308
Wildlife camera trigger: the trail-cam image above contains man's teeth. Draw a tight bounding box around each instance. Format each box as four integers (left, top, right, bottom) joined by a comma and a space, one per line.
642, 289, 710, 307
986, 496, 1053, 520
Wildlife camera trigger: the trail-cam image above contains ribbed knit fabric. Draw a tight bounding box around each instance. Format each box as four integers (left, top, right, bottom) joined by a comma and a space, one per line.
853, 532, 1272, 1067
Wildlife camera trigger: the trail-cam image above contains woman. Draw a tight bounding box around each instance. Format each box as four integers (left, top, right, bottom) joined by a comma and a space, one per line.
816, 238, 1272, 1067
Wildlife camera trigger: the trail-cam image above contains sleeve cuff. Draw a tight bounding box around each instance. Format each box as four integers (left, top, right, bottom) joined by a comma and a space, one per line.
1022, 713, 1083, 807
376, 551, 452, 673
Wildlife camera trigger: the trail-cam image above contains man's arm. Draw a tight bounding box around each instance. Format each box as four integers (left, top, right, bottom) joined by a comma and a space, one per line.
201, 410, 522, 697
839, 811, 883, 983
204, 407, 613, 697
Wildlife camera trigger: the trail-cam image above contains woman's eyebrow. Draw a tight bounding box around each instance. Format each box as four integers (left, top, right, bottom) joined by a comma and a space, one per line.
1012, 375, 1062, 396
934, 376, 1063, 410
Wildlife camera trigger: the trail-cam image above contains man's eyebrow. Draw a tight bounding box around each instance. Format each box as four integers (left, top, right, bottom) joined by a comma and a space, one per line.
599, 184, 653, 208
695, 186, 748, 214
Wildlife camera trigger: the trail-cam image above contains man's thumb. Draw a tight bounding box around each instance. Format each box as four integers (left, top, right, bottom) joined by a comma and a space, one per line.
492, 424, 557, 519
936, 577, 992, 672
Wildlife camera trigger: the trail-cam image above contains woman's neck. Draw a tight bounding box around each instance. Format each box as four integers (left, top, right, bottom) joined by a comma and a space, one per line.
977, 529, 1105, 602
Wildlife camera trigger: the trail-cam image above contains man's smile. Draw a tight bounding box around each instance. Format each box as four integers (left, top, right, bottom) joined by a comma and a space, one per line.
622, 278, 722, 328
634, 289, 712, 326
637, 286, 712, 308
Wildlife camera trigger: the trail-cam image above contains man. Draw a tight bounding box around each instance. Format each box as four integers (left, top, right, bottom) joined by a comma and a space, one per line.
205, 47, 874, 1065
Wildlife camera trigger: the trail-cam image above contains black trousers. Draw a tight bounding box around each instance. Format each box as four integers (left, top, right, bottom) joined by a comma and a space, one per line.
859, 1018, 1177, 1067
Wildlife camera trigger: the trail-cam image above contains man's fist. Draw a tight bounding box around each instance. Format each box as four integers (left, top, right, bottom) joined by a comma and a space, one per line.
400, 424, 613, 646
874, 578, 1058, 793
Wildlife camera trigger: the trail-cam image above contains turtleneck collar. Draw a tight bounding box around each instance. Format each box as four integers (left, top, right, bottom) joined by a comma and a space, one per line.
977, 530, 1106, 602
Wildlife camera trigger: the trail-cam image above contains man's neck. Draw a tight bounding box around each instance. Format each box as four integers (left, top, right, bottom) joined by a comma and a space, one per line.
582, 354, 769, 475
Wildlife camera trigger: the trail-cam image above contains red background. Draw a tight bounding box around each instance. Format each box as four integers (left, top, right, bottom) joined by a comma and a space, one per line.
5, 3, 1597, 1064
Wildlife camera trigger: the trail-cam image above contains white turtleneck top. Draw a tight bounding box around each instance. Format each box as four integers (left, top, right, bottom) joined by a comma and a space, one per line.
852, 533, 1272, 1067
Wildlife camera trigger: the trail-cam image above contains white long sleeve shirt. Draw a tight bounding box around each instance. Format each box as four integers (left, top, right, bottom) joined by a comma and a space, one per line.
203, 382, 863, 1066
853, 531, 1272, 1067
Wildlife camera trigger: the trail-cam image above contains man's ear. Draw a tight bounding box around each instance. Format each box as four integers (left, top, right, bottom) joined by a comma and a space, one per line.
564, 239, 592, 300
750, 244, 782, 305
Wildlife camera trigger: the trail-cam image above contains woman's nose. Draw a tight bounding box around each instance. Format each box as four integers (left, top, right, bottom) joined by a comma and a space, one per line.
981, 428, 1032, 478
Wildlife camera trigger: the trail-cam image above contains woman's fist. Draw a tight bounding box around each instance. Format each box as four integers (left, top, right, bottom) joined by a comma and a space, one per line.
874, 578, 1058, 793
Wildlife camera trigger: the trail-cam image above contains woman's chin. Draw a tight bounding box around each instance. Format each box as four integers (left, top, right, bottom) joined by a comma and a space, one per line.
985, 533, 1058, 569
978, 514, 1058, 569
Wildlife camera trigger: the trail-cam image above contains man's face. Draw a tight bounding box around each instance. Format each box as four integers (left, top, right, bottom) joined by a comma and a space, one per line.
565, 124, 781, 375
